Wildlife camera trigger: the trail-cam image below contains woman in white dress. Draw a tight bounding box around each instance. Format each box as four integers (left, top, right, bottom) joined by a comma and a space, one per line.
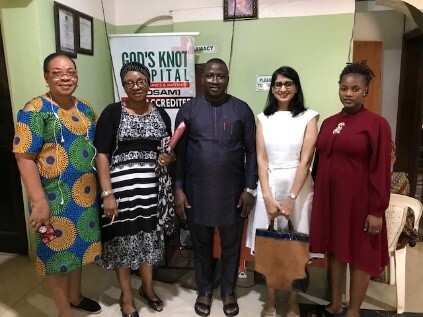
246, 66, 319, 317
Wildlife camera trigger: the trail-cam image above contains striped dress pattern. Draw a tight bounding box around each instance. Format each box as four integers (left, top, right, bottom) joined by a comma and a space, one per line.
100, 107, 168, 269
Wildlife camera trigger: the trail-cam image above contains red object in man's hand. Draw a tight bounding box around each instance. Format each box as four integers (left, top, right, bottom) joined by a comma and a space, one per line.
168, 122, 186, 151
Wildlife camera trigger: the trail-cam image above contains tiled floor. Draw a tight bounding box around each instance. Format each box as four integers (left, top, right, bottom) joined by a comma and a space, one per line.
1, 243, 423, 317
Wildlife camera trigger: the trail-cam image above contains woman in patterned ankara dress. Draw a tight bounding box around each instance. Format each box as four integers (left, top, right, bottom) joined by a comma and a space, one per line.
95, 62, 175, 317
13, 53, 102, 317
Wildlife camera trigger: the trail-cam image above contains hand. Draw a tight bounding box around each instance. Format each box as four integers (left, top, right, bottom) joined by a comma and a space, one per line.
237, 191, 255, 217
263, 196, 282, 220
364, 214, 383, 235
278, 197, 294, 219
29, 199, 51, 232
102, 195, 119, 220
158, 152, 176, 167
174, 188, 191, 220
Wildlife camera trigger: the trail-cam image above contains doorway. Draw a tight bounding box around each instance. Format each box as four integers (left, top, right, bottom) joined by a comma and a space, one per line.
395, 28, 423, 201
353, 41, 382, 114
195, 63, 205, 96
0, 21, 27, 254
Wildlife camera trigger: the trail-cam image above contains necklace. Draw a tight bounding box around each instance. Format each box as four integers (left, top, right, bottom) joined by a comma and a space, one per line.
48, 92, 87, 137
48, 92, 76, 112
123, 100, 151, 116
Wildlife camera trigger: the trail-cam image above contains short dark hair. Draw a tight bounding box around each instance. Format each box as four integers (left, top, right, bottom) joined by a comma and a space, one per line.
43, 52, 76, 73
204, 58, 229, 74
263, 66, 306, 117
339, 60, 375, 86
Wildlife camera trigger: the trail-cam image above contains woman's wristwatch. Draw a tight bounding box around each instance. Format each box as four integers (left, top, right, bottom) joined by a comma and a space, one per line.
101, 189, 113, 198
288, 192, 297, 200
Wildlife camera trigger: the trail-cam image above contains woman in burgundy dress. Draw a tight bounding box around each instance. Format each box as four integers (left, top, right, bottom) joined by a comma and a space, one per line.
309, 61, 391, 317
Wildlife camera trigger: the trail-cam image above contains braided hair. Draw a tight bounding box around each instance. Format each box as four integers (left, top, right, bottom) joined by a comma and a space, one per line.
120, 62, 151, 85
339, 60, 375, 88
263, 66, 306, 117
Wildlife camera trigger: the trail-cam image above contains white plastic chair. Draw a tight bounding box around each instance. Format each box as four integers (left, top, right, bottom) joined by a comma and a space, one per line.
387, 194, 422, 314
344, 193, 422, 314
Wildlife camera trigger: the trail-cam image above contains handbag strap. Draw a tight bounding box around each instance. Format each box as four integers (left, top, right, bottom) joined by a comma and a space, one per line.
268, 218, 294, 232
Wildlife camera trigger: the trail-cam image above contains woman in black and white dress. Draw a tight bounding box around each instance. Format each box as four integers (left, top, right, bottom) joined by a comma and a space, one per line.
95, 62, 175, 317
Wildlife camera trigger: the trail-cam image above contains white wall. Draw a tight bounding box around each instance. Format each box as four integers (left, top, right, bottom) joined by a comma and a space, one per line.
55, 0, 422, 139
404, 0, 423, 8
354, 9, 405, 139
47, 1, 423, 30
360, 0, 423, 32
382, 49, 402, 139
113, 0, 354, 25
55, 0, 116, 24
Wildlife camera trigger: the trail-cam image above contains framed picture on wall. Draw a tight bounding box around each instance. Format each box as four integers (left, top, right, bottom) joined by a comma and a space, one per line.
223, 0, 258, 21
53, 2, 77, 57
76, 12, 94, 55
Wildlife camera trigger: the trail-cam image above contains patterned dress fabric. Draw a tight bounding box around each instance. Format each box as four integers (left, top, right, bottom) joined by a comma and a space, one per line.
12, 96, 101, 275
95, 105, 169, 269
246, 110, 319, 253
156, 136, 177, 240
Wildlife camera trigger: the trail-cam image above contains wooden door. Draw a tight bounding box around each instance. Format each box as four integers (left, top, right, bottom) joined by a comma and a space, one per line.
195, 63, 205, 96
353, 41, 382, 114
395, 29, 423, 198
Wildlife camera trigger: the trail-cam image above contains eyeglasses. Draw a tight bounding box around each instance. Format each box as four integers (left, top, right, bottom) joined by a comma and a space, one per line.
123, 79, 149, 89
47, 69, 78, 78
203, 74, 228, 82
273, 81, 295, 90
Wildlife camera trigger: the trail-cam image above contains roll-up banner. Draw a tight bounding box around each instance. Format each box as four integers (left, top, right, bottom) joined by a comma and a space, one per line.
109, 32, 199, 128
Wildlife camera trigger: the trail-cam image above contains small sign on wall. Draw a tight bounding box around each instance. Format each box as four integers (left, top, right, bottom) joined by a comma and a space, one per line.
194, 45, 217, 53
256, 75, 271, 91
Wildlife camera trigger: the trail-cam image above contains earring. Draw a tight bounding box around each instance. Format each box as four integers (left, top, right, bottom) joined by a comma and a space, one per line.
363, 93, 367, 97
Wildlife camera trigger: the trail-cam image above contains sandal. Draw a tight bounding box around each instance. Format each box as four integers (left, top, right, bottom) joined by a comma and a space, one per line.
194, 293, 212, 317
121, 310, 139, 317
119, 295, 139, 317
286, 311, 300, 317
261, 307, 279, 317
222, 294, 239, 317
138, 287, 163, 312
286, 302, 300, 317
307, 305, 344, 317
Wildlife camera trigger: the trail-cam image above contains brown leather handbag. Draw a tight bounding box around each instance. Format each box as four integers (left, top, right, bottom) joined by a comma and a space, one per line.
254, 220, 309, 291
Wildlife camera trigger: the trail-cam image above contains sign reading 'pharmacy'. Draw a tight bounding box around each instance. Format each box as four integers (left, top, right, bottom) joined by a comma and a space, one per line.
195, 45, 217, 53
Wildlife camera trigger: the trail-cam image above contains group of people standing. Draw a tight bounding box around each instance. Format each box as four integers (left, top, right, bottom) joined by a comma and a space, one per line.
245, 62, 391, 317
12, 52, 391, 317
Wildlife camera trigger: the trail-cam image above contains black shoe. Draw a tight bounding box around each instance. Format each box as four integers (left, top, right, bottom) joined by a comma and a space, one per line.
70, 297, 102, 314
119, 295, 140, 317
121, 312, 139, 317
139, 287, 163, 312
